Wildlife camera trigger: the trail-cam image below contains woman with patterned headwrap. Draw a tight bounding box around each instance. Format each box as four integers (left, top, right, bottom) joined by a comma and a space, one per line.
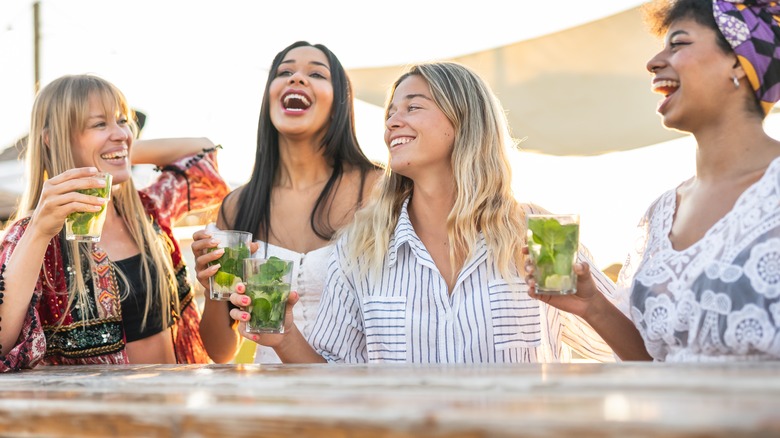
525, 0, 780, 362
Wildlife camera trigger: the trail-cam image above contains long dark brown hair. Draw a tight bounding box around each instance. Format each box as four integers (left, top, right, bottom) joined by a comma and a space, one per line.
228, 41, 378, 241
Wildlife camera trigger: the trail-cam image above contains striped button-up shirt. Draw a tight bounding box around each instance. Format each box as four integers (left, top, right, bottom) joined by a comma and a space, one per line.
309, 199, 617, 363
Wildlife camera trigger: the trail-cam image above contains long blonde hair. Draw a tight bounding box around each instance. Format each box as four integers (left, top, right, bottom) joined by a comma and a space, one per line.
343, 62, 524, 277
15, 74, 178, 329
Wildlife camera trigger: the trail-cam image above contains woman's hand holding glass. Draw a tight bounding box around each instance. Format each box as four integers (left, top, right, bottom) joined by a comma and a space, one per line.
29, 167, 109, 240
191, 228, 260, 294
522, 246, 605, 322
228, 285, 300, 347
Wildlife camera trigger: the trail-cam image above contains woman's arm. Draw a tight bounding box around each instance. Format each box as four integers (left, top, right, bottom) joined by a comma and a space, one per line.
528, 261, 652, 361
140, 140, 229, 226
130, 137, 216, 168
195, 225, 244, 363
0, 168, 106, 359
575, 268, 651, 361
194, 191, 247, 363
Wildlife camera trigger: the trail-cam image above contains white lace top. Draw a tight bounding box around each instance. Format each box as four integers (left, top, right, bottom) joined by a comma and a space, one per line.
620, 157, 780, 362
252, 241, 333, 364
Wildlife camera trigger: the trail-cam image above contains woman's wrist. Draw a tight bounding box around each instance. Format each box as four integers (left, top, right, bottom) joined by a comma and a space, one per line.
582, 291, 616, 328
273, 324, 320, 363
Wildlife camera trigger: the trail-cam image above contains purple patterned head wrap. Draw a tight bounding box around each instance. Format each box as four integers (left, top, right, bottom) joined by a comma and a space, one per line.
713, 0, 780, 114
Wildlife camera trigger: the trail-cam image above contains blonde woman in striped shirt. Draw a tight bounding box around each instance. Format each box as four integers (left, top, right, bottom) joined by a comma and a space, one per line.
229, 62, 619, 363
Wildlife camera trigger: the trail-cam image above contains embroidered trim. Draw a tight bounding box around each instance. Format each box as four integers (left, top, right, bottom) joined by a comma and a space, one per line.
90, 247, 122, 319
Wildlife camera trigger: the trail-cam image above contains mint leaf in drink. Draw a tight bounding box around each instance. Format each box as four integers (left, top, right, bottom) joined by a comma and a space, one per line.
527, 216, 579, 293
245, 257, 292, 332
212, 242, 251, 277
254, 297, 272, 321
66, 177, 110, 236
252, 256, 292, 284
247, 283, 291, 331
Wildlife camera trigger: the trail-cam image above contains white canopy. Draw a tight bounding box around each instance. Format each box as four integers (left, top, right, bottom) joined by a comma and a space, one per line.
348, 7, 678, 155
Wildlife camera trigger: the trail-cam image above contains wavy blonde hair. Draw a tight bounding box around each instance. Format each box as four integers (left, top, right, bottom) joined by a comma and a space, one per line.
15, 75, 178, 329
343, 62, 524, 277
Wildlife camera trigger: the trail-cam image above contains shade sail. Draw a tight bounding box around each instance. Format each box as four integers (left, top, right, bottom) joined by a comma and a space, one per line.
347, 7, 678, 156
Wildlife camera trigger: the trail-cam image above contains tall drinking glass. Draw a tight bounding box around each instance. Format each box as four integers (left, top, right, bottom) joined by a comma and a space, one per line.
65, 172, 112, 242
243, 257, 294, 334
526, 214, 580, 295
208, 230, 253, 300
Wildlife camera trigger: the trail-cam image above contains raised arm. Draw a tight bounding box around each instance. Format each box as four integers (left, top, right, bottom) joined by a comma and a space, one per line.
140, 140, 228, 226
130, 137, 217, 167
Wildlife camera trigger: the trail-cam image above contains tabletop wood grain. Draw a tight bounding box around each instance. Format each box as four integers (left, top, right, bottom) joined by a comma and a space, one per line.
1, 362, 779, 437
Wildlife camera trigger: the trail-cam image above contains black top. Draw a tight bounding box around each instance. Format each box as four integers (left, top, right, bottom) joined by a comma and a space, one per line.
114, 253, 170, 343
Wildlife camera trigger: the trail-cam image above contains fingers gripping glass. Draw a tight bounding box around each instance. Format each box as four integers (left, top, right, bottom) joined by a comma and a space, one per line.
207, 230, 253, 300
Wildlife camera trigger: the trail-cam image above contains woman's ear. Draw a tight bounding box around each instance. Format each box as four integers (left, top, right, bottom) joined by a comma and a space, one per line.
42, 128, 50, 148
733, 58, 748, 81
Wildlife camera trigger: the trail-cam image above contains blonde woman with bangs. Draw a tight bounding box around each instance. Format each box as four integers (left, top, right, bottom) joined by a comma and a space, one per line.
228, 62, 618, 364
0, 74, 229, 372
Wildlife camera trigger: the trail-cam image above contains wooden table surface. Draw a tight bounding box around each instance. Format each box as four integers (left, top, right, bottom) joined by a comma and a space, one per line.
1, 362, 779, 437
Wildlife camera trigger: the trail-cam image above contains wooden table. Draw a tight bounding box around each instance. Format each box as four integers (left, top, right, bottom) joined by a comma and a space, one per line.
1, 362, 778, 437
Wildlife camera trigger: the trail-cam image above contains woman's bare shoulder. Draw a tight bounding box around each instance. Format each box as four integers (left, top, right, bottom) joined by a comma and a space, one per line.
217, 185, 246, 228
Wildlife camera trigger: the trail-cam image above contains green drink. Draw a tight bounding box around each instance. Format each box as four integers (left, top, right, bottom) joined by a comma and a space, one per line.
65, 172, 112, 242
243, 256, 294, 334
526, 214, 579, 295
208, 230, 252, 300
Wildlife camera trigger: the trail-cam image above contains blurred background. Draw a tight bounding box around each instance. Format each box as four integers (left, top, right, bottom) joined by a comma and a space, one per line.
6, 0, 778, 278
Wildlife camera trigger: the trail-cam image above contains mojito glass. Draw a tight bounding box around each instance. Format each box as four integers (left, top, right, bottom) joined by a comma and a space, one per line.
65, 172, 112, 242
243, 256, 294, 334
208, 230, 253, 300
526, 214, 580, 295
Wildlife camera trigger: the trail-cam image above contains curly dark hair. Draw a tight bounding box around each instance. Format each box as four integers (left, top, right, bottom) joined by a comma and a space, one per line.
643, 0, 764, 117
642, 0, 732, 53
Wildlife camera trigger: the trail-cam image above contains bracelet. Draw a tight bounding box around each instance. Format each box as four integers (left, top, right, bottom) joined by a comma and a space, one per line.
151, 145, 222, 212
202, 144, 223, 154
153, 144, 222, 173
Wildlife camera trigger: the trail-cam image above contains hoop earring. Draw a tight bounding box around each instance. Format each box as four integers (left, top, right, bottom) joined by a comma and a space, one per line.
732, 76, 740, 89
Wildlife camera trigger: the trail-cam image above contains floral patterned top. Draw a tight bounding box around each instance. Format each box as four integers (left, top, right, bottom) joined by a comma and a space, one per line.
620, 156, 780, 362
0, 150, 229, 372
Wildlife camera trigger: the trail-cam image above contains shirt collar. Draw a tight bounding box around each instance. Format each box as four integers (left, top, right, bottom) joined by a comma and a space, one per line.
386, 197, 489, 274
388, 197, 416, 267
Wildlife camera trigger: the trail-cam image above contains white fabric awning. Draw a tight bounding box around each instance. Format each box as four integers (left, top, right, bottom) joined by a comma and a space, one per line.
347, 7, 676, 156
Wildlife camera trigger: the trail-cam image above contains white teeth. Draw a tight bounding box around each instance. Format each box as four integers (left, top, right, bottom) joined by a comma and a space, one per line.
100, 150, 127, 160
283, 93, 311, 109
390, 137, 413, 147
652, 79, 680, 92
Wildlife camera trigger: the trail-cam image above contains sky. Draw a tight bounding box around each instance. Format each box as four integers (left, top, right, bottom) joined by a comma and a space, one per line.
0, 0, 707, 268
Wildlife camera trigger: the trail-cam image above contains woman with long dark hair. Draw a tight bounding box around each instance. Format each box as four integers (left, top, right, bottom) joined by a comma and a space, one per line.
193, 41, 382, 363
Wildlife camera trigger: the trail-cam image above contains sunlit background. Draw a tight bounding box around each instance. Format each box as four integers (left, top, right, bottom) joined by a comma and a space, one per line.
5, 0, 779, 272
